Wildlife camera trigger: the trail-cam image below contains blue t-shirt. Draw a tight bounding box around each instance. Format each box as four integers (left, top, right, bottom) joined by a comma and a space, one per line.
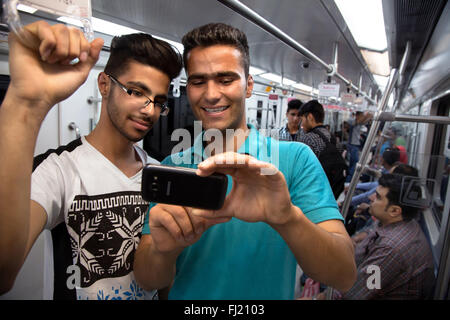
142, 125, 343, 299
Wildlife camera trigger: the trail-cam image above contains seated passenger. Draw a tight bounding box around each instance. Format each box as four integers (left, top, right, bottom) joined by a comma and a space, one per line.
392, 127, 408, 164
340, 171, 435, 299
349, 147, 400, 208
395, 144, 408, 164
347, 163, 422, 238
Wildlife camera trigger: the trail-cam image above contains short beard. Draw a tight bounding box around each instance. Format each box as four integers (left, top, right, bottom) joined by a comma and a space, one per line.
106, 96, 145, 143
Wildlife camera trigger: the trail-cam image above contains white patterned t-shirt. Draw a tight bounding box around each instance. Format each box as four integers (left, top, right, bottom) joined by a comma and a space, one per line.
31, 136, 158, 300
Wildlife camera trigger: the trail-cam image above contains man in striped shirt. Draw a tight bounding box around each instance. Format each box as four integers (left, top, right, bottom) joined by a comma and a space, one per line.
276, 99, 304, 141
275, 99, 332, 158
340, 171, 435, 299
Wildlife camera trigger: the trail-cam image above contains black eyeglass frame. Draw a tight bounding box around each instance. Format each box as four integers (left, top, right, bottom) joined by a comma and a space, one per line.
106, 74, 169, 116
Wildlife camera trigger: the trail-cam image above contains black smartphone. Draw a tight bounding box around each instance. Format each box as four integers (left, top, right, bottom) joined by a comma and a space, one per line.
142, 164, 228, 210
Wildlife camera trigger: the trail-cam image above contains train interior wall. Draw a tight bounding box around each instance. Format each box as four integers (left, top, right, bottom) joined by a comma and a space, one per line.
0, 45, 448, 299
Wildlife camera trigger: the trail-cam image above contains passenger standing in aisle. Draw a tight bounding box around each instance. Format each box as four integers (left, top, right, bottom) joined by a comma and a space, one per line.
0, 21, 182, 299
297, 99, 332, 157
346, 111, 373, 182
134, 22, 356, 299
296, 100, 347, 198
275, 98, 304, 141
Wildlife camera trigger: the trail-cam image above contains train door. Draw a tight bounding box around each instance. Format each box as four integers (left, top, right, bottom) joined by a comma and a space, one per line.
420, 95, 450, 299
246, 93, 269, 130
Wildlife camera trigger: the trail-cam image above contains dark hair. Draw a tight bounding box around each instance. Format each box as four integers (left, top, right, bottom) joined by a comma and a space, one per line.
181, 23, 250, 77
392, 163, 418, 177
104, 33, 182, 81
378, 170, 421, 221
298, 100, 324, 123
382, 147, 400, 166
287, 99, 303, 112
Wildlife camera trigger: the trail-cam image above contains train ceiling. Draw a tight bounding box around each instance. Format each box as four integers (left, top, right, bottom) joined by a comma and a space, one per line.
90, 0, 382, 101
14, 0, 449, 109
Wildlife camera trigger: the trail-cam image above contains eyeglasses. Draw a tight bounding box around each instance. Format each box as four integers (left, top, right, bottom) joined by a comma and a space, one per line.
107, 74, 169, 116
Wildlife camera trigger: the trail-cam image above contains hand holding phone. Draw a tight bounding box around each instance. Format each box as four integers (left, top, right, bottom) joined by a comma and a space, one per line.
142, 164, 228, 210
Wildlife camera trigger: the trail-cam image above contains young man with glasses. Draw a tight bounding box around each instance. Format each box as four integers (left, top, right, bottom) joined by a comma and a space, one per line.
134, 23, 356, 299
0, 21, 182, 299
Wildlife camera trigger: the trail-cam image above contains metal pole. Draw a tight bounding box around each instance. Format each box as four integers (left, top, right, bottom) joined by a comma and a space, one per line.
217, 0, 376, 105
333, 42, 339, 71
341, 41, 411, 219
378, 112, 450, 125
358, 73, 363, 95
341, 69, 397, 218
217, 0, 331, 72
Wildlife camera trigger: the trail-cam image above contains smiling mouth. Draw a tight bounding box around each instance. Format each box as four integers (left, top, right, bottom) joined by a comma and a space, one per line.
132, 118, 152, 129
201, 106, 230, 113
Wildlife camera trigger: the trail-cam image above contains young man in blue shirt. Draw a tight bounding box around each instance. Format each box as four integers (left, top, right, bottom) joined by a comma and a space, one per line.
134, 23, 356, 299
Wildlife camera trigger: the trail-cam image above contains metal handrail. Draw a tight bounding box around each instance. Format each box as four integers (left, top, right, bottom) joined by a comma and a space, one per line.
340, 69, 397, 218
341, 42, 411, 219
378, 112, 450, 125
68, 122, 81, 139
217, 0, 376, 105
327, 42, 408, 300
218, 0, 331, 72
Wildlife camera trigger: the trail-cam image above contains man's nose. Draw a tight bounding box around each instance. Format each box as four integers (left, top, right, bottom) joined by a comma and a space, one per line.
204, 80, 221, 102
141, 101, 157, 117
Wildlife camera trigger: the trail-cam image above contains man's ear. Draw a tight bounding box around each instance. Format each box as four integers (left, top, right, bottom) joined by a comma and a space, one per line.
387, 204, 403, 220
246, 74, 254, 98
97, 72, 110, 98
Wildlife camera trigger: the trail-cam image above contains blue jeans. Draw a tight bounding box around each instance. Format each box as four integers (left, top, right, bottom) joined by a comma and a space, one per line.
346, 144, 360, 182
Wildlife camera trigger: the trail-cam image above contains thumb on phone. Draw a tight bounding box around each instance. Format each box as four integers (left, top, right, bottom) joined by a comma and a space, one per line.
187, 207, 231, 229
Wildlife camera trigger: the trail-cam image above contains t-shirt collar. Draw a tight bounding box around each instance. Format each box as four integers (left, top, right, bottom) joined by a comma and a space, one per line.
191, 124, 260, 161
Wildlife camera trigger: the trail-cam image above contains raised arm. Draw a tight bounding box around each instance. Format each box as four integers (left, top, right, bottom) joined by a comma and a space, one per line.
0, 21, 103, 294
357, 112, 373, 125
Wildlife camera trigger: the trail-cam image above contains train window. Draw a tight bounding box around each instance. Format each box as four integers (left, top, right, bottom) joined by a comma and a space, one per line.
370, 118, 444, 223
256, 100, 263, 129
427, 99, 450, 225
271, 104, 277, 129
